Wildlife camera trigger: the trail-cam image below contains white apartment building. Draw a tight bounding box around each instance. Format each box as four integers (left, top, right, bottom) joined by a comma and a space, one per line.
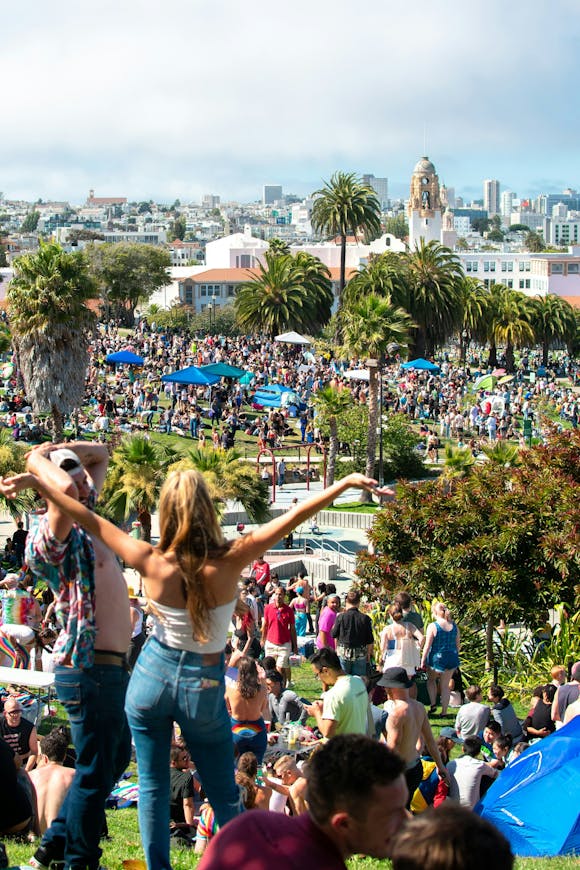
500, 190, 514, 217
458, 249, 580, 304
550, 220, 580, 247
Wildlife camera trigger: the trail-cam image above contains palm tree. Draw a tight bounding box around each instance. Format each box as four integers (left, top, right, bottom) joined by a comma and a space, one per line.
480, 441, 521, 467
267, 238, 291, 257
457, 277, 489, 364
101, 435, 180, 541
399, 240, 463, 359
488, 286, 535, 373
312, 386, 354, 486
441, 443, 476, 485
179, 447, 270, 523
311, 171, 381, 305
8, 241, 99, 439
0, 429, 35, 520
341, 294, 413, 498
235, 250, 332, 337
530, 294, 576, 367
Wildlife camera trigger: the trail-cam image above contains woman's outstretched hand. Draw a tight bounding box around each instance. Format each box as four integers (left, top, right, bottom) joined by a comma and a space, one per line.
342, 473, 395, 498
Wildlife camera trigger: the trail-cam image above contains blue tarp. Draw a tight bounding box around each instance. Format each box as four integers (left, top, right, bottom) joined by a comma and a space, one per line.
400, 358, 441, 372
476, 715, 580, 856
253, 384, 301, 409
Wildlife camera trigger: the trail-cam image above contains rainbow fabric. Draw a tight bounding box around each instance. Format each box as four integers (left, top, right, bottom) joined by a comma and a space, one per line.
0, 589, 34, 626
0, 630, 30, 668
230, 720, 263, 738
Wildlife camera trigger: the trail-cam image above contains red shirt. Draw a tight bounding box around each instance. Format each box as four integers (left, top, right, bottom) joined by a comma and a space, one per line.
251, 560, 271, 588
263, 603, 295, 645
198, 810, 346, 870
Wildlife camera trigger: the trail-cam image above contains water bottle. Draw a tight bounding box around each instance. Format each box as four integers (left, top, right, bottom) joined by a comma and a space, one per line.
280, 713, 291, 749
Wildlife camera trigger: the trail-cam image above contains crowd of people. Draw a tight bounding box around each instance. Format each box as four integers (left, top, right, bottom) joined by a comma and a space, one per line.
0, 320, 579, 867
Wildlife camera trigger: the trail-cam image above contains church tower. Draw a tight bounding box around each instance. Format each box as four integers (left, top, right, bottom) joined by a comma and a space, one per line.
407, 156, 443, 249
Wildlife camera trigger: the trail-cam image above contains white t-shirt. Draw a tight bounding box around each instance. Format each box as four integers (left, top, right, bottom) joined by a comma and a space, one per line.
447, 755, 496, 808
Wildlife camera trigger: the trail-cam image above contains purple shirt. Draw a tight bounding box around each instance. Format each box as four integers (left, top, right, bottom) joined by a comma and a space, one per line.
316, 606, 337, 650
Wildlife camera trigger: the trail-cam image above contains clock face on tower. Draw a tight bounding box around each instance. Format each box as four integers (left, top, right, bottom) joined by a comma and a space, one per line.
421, 177, 429, 185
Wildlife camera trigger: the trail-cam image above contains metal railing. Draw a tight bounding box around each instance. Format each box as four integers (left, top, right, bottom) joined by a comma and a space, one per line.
300, 533, 358, 574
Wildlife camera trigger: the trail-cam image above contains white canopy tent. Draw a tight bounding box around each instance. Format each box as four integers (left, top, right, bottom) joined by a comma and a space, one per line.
343, 369, 370, 381
274, 331, 312, 345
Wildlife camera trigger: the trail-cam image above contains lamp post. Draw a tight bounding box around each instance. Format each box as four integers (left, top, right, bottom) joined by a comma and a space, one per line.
377, 342, 400, 489
207, 301, 213, 334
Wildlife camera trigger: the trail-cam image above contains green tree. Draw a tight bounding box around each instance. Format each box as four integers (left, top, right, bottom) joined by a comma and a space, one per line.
168, 215, 187, 241
234, 250, 332, 338
20, 211, 40, 233
471, 217, 490, 236
399, 240, 463, 359
311, 171, 381, 304
530, 294, 576, 367
341, 294, 413, 496
0, 245, 8, 267
312, 386, 354, 486
267, 238, 291, 257
101, 435, 180, 541
384, 215, 408, 241
8, 241, 98, 439
0, 429, 35, 520
488, 285, 535, 372
526, 231, 545, 252
458, 277, 489, 363
86, 242, 171, 325
357, 429, 580, 670
177, 447, 270, 523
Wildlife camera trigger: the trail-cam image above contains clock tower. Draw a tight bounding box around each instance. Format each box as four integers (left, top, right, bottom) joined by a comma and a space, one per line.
408, 156, 443, 249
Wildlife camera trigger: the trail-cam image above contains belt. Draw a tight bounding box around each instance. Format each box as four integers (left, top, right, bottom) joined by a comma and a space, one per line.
93, 651, 127, 667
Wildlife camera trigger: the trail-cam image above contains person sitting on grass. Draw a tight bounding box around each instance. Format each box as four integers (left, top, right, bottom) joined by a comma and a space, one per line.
29, 727, 75, 835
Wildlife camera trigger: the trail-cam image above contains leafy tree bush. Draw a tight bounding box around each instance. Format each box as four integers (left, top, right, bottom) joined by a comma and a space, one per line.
332, 407, 425, 482
356, 428, 580, 670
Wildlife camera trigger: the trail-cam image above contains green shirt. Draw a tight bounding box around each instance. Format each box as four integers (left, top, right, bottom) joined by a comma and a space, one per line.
322, 675, 369, 736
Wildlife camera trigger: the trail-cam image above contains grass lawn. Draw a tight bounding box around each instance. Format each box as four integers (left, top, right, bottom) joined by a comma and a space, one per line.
5, 664, 577, 869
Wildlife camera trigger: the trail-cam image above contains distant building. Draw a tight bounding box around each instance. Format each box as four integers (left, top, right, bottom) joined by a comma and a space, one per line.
500, 190, 514, 218
86, 189, 127, 207
483, 179, 500, 216
407, 156, 443, 248
263, 185, 283, 205
550, 219, 580, 247
202, 194, 221, 209
362, 174, 389, 210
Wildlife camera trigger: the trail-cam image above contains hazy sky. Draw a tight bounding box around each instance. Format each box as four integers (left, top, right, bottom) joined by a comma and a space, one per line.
2, 0, 579, 205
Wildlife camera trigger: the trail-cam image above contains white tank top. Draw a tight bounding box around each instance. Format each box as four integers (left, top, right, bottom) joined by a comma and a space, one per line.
149, 598, 237, 654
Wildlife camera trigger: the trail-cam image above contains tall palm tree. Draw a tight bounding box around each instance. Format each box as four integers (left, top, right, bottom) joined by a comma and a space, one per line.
100, 435, 180, 541
8, 241, 98, 439
488, 286, 535, 373
267, 238, 291, 257
311, 171, 381, 305
0, 429, 35, 520
341, 294, 413, 498
312, 386, 354, 486
399, 240, 463, 359
235, 250, 332, 337
457, 277, 489, 363
179, 447, 270, 523
530, 294, 576, 367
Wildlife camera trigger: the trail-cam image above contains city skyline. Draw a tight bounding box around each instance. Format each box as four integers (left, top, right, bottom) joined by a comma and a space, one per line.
2, 0, 580, 205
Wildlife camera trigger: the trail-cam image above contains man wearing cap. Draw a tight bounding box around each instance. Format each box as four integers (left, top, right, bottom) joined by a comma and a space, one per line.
1, 442, 132, 870
379, 666, 448, 809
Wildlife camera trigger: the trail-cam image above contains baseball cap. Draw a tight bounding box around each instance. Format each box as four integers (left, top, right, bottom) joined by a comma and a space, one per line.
440, 726, 464, 744
50, 448, 84, 476
378, 667, 413, 689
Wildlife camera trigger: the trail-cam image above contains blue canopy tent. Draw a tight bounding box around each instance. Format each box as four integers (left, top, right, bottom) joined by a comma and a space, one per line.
161, 366, 221, 386
200, 363, 247, 379
106, 350, 145, 366
476, 716, 580, 856
400, 358, 440, 372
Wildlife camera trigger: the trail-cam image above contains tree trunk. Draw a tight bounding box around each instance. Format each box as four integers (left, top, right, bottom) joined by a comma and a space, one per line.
327, 419, 338, 488
339, 234, 347, 302
485, 617, 495, 673
542, 339, 549, 368
361, 363, 379, 503
488, 341, 498, 368
51, 407, 64, 442
408, 328, 427, 361
505, 342, 515, 373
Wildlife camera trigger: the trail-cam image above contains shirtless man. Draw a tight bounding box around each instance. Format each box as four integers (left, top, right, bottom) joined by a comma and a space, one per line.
266, 754, 309, 815
29, 728, 75, 834
0, 442, 132, 870
379, 666, 448, 809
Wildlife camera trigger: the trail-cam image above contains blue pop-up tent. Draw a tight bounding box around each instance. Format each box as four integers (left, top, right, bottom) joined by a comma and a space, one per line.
161, 366, 220, 386
400, 358, 440, 372
476, 716, 580, 856
106, 350, 144, 366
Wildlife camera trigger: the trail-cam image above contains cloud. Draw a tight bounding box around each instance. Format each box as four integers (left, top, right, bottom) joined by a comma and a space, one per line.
1, 0, 580, 201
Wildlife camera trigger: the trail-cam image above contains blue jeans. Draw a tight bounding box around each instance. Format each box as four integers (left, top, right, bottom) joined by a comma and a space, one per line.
41, 664, 131, 870
126, 637, 241, 870
339, 657, 368, 677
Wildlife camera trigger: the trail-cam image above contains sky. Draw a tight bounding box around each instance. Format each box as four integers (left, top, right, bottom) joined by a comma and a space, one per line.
2, 0, 580, 206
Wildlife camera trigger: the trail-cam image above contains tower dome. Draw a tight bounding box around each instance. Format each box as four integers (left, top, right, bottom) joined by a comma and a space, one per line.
408, 156, 442, 248
413, 157, 436, 175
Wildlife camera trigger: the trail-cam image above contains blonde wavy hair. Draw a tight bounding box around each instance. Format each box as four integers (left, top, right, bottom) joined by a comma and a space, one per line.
156, 470, 231, 642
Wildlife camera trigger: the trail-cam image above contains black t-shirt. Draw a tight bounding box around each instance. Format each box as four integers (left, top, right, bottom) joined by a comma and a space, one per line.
170, 767, 194, 824
0, 739, 32, 829
331, 609, 374, 648
0, 714, 34, 758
